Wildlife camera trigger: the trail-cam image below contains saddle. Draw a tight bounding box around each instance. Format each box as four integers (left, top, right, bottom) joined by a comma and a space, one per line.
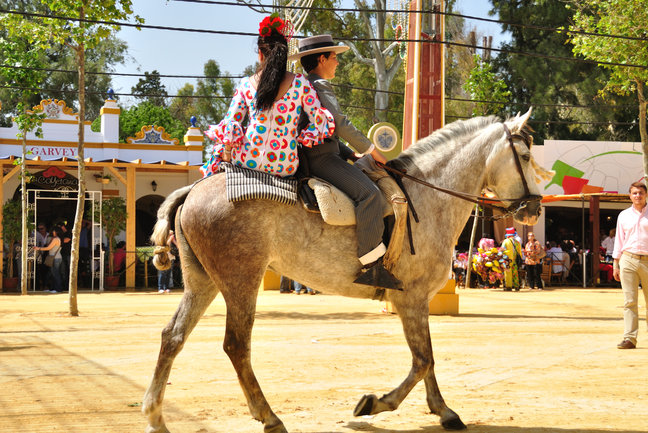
298, 155, 409, 272
217, 157, 409, 273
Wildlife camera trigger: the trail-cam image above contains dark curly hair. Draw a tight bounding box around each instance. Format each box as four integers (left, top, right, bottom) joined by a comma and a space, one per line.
255, 30, 288, 112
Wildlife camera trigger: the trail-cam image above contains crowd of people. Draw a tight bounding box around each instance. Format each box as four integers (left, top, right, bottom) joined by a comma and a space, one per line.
11, 219, 140, 293
453, 227, 620, 292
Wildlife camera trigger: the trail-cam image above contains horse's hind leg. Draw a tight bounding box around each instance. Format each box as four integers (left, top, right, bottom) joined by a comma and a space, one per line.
220, 280, 287, 433
142, 253, 219, 433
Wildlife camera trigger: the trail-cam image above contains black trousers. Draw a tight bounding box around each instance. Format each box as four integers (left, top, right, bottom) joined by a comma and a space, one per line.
306, 151, 387, 258
526, 263, 543, 288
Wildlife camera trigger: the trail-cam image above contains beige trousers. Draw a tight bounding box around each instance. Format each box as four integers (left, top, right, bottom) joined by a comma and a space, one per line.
619, 254, 648, 344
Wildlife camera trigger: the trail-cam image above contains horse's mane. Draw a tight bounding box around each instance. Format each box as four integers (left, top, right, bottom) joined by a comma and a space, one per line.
391, 115, 500, 172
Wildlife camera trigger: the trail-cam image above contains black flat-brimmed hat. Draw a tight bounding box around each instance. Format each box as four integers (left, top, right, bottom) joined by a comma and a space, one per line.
287, 34, 350, 62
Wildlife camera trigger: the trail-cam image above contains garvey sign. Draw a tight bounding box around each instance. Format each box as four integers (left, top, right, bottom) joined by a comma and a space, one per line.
29, 146, 78, 158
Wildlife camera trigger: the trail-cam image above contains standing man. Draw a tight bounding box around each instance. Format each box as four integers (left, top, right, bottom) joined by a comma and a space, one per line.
502, 227, 522, 291
613, 181, 648, 349
290, 34, 402, 290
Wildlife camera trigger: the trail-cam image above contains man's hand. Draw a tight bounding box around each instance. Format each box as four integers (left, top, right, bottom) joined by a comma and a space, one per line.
370, 148, 387, 165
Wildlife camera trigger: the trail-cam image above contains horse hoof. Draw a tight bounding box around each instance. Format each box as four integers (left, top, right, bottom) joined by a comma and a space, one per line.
353, 394, 377, 416
441, 413, 467, 430
264, 421, 288, 433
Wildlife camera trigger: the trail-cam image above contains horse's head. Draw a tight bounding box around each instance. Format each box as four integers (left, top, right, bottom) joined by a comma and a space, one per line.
484, 109, 552, 226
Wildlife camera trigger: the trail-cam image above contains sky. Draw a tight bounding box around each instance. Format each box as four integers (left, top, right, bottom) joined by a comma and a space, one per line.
111, 0, 509, 105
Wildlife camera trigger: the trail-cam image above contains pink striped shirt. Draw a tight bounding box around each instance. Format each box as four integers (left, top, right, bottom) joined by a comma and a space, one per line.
613, 204, 648, 259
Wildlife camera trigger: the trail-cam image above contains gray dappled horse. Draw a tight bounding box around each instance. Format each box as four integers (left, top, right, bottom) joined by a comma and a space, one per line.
143, 110, 549, 433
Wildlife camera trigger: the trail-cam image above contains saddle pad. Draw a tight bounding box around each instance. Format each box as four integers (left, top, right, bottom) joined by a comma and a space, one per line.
223, 163, 298, 205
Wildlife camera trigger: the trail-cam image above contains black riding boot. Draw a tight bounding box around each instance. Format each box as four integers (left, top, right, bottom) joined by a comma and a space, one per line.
353, 257, 404, 291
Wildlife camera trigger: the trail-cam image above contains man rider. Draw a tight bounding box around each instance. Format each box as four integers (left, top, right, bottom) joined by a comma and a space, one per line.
290, 34, 402, 291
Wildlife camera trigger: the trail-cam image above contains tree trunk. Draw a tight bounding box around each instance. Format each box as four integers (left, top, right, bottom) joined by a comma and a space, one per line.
68, 9, 86, 316
637, 80, 648, 180
20, 132, 28, 295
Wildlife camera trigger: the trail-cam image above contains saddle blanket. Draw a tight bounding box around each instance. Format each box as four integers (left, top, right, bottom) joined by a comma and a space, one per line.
223, 163, 298, 205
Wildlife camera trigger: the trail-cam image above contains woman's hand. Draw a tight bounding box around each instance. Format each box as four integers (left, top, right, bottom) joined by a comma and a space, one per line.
222, 146, 232, 162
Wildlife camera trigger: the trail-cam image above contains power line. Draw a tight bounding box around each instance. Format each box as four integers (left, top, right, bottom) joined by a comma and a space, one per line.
439, 10, 648, 43
2, 8, 647, 70
2, 84, 637, 127
0, 82, 639, 112
445, 97, 635, 110
0, 84, 231, 99
0, 64, 243, 80
174, 0, 648, 43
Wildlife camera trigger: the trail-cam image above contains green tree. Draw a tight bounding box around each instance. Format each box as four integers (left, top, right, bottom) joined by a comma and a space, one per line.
168, 83, 196, 126
46, 36, 130, 119
0, 29, 46, 295
194, 60, 235, 125
167, 59, 236, 140
131, 70, 168, 107
444, 0, 490, 122
489, 0, 636, 143
463, 54, 510, 116
119, 102, 186, 144
568, 0, 648, 177
3, 0, 142, 315
0, 1, 131, 122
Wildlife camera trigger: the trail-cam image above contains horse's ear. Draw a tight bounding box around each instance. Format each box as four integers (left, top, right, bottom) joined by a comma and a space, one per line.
509, 108, 532, 132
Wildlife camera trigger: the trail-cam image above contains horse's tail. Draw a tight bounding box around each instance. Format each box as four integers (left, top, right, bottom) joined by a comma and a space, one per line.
151, 185, 193, 271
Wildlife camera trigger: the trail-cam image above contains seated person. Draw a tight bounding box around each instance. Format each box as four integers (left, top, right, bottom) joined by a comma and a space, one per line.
599, 247, 614, 282
200, 15, 334, 178
292, 34, 401, 290
547, 241, 567, 276
113, 241, 126, 273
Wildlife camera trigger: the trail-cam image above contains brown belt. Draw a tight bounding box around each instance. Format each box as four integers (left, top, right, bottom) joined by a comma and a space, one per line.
623, 251, 648, 260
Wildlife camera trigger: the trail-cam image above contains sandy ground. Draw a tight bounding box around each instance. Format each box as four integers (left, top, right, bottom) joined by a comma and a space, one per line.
0, 286, 646, 433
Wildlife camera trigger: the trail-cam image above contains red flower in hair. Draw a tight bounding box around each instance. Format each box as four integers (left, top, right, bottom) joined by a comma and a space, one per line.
258, 13, 293, 41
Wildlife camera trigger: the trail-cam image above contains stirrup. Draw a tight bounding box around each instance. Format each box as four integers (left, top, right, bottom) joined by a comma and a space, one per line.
354, 258, 404, 291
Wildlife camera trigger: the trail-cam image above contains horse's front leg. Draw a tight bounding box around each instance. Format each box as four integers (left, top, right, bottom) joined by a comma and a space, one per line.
353, 292, 465, 430
353, 295, 432, 416
423, 353, 466, 430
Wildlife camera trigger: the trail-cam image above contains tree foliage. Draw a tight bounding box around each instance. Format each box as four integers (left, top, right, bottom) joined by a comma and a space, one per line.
0, 1, 133, 121
119, 101, 187, 143
131, 70, 168, 107
568, 0, 648, 175
463, 54, 510, 116
489, 0, 639, 143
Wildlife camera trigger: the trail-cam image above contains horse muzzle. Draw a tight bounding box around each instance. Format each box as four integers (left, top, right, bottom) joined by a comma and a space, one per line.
511, 196, 542, 226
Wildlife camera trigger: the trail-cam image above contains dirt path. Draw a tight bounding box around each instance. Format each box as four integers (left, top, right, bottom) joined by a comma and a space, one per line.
0, 287, 646, 433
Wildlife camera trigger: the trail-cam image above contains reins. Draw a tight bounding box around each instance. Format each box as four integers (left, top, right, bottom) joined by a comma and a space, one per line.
379, 123, 543, 255
379, 123, 542, 219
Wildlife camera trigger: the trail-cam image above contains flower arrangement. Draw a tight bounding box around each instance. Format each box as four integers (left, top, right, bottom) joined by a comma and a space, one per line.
471, 247, 511, 285
258, 13, 293, 41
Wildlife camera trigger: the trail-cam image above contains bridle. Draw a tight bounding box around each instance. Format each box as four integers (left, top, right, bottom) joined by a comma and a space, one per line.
380, 123, 543, 221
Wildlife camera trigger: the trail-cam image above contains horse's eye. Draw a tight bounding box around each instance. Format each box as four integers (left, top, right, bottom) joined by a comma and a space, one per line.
521, 154, 531, 162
